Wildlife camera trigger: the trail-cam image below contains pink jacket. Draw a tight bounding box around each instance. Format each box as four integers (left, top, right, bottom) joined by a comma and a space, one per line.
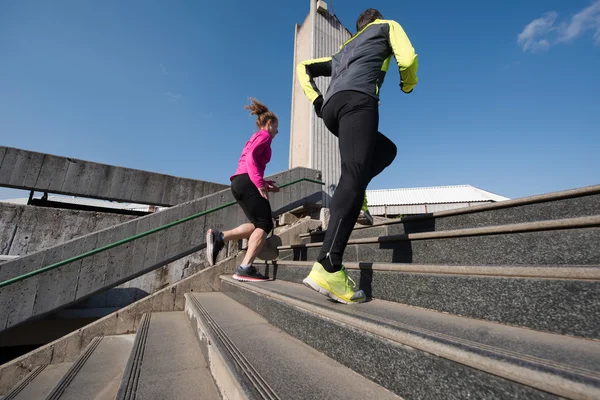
231, 129, 272, 188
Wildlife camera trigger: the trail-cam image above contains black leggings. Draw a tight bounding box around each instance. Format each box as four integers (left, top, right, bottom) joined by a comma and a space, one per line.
318, 91, 397, 270
230, 174, 274, 233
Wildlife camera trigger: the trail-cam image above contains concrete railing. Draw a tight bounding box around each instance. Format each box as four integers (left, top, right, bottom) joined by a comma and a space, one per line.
0, 146, 228, 206
0, 167, 323, 332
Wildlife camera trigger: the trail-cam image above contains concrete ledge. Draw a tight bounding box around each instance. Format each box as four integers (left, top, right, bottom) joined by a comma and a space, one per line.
0, 167, 323, 332
0, 146, 228, 206
0, 254, 243, 395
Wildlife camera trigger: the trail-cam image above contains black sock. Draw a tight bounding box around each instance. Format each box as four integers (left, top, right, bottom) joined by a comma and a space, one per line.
319, 257, 342, 273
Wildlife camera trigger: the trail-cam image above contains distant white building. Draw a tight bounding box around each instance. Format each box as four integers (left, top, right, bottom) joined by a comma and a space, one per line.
0, 194, 166, 213
366, 185, 509, 216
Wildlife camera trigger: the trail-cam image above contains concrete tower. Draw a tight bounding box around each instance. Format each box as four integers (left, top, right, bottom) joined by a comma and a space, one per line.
290, 0, 352, 206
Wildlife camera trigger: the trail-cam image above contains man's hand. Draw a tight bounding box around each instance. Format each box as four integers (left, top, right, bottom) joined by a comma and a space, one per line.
400, 82, 413, 94
313, 96, 324, 118
267, 181, 280, 193
258, 186, 269, 200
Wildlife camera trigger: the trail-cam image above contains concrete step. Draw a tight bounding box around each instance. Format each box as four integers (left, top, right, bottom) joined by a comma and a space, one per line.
254, 261, 600, 339
116, 312, 220, 400
0, 363, 71, 400
221, 277, 600, 400
185, 291, 401, 400
301, 184, 600, 243
44, 335, 134, 400
0, 167, 322, 332
283, 216, 600, 266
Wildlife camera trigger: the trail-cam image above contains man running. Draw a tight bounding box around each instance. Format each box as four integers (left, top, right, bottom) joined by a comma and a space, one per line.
297, 8, 419, 303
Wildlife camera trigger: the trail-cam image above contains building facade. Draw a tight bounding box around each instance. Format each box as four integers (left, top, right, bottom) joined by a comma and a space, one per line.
290, 1, 351, 206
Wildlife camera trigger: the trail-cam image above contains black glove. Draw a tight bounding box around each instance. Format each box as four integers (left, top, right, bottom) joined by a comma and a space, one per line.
400, 82, 413, 94
313, 96, 324, 118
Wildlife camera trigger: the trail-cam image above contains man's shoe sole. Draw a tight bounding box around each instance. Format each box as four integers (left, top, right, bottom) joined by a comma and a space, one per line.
302, 277, 365, 305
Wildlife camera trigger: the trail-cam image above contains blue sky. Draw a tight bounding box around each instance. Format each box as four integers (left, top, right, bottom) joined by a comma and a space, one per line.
1, 0, 599, 201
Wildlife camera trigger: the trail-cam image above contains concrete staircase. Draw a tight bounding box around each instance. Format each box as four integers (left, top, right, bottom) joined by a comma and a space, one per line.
1, 167, 598, 398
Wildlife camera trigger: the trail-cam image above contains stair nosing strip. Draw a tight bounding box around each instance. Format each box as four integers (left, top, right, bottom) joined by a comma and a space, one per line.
190, 296, 278, 400
263, 261, 600, 280
280, 215, 600, 249
44, 336, 103, 400
3, 364, 47, 400
189, 295, 281, 400
190, 295, 279, 400
116, 313, 151, 400
222, 277, 600, 399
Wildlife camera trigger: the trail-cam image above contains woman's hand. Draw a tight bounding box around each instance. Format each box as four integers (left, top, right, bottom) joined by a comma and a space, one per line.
267, 181, 280, 193
258, 186, 270, 199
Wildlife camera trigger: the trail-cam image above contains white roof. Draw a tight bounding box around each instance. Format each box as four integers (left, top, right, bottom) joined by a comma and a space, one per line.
0, 195, 166, 212
366, 185, 509, 206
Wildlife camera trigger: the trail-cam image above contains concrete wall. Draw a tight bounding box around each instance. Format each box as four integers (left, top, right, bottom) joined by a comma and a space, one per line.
0, 203, 134, 256
0, 167, 322, 332
0, 146, 228, 206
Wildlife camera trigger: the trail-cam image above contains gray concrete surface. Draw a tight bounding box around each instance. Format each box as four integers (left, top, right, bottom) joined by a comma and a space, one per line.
302, 186, 600, 241
0, 203, 134, 257
0, 362, 72, 400
187, 292, 401, 400
256, 261, 600, 338
281, 221, 600, 267
222, 278, 600, 400
0, 167, 322, 332
0, 146, 228, 206
45, 335, 134, 400
116, 312, 220, 400
0, 252, 235, 395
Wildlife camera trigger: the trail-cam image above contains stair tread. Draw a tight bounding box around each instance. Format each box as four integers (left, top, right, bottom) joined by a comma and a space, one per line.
302, 184, 600, 234
190, 292, 401, 400
49, 335, 134, 400
282, 215, 600, 249
266, 260, 600, 279
220, 277, 600, 391
2, 363, 72, 400
126, 311, 220, 400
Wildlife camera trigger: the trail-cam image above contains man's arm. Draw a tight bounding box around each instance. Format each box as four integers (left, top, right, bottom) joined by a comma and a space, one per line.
296, 57, 332, 103
386, 20, 419, 94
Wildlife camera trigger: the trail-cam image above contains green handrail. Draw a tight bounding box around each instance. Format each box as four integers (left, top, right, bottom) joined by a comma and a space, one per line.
0, 177, 324, 289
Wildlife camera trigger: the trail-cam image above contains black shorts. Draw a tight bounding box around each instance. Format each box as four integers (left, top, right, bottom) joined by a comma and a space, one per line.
230, 174, 274, 233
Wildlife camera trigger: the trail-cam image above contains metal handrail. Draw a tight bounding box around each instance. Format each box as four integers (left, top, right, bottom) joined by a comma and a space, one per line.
0, 177, 324, 288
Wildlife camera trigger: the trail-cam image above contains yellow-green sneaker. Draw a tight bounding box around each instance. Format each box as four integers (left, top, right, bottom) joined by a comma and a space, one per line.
302, 262, 366, 304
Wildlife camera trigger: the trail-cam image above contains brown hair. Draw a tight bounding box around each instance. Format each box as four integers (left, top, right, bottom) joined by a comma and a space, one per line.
356, 8, 383, 32
244, 97, 278, 129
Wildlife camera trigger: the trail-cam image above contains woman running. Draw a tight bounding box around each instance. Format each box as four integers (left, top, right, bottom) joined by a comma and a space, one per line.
205, 98, 279, 282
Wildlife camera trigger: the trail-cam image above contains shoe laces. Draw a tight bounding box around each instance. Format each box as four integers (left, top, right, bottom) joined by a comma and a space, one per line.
340, 266, 357, 290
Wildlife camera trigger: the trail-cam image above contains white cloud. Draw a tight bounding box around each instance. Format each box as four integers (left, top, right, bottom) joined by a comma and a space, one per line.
164, 92, 182, 102
518, 12, 557, 52
518, 1, 600, 52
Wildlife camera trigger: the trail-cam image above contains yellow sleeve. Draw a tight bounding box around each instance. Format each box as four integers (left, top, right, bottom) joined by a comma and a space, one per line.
387, 20, 419, 94
296, 57, 332, 103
